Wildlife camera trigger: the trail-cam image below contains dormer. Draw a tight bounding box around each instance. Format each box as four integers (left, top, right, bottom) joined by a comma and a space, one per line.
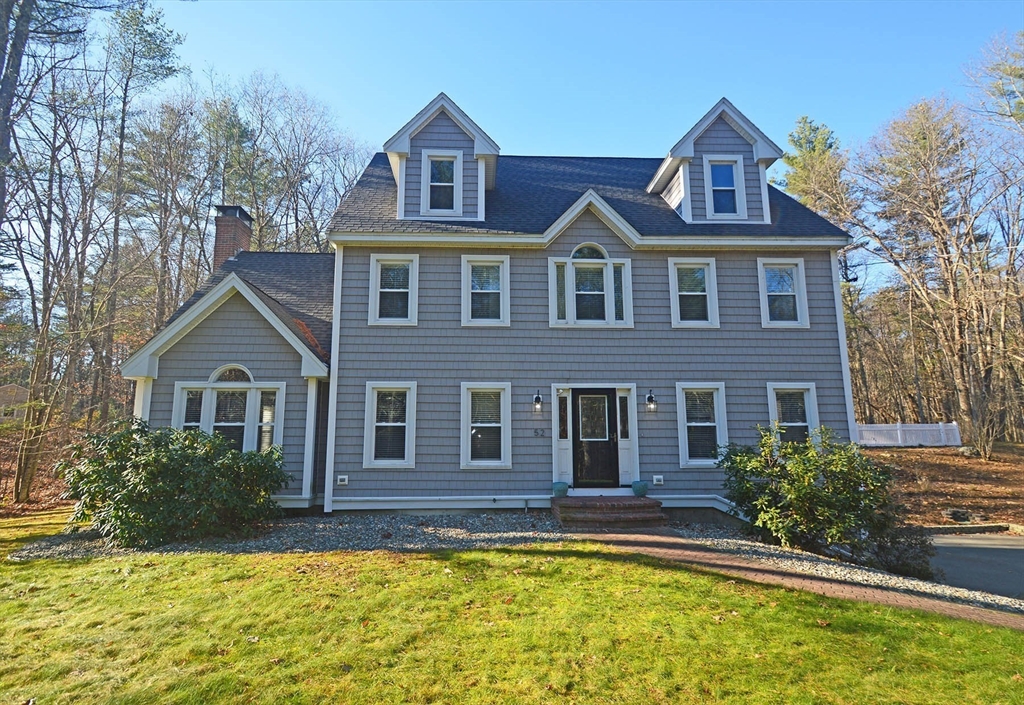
383, 93, 500, 222
647, 98, 783, 225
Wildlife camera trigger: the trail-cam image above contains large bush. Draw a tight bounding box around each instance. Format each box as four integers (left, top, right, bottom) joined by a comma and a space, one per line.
720, 426, 934, 579
61, 421, 288, 548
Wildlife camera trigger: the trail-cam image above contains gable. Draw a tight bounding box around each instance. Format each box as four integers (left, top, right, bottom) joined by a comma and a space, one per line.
121, 273, 329, 380
158, 292, 303, 374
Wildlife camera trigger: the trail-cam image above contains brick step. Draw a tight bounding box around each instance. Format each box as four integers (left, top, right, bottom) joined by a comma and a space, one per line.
551, 496, 668, 529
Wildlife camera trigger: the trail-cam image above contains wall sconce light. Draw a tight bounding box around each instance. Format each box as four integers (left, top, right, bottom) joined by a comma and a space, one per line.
646, 390, 658, 412
533, 390, 543, 412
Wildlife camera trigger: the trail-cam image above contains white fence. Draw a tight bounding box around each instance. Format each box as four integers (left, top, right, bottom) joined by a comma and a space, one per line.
856, 422, 961, 447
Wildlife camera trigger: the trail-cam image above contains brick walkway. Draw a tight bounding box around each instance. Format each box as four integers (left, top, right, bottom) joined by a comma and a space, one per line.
574, 527, 1024, 631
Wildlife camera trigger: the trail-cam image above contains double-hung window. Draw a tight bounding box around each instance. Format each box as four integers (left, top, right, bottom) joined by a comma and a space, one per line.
172, 366, 285, 453
369, 254, 419, 325
461, 255, 510, 326
758, 258, 809, 328
363, 382, 417, 468
668, 258, 720, 327
675, 383, 728, 466
703, 155, 747, 219
767, 383, 819, 443
549, 244, 633, 327
420, 149, 463, 216
460, 382, 512, 469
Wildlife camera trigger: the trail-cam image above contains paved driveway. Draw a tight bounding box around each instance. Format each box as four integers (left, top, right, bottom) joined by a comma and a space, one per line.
931, 533, 1024, 599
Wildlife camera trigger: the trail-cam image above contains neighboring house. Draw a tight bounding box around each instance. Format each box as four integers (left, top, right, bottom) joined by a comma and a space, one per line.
0, 383, 29, 423
122, 94, 856, 515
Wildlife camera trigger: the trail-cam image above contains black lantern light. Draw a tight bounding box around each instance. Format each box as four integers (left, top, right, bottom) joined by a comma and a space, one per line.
646, 390, 657, 412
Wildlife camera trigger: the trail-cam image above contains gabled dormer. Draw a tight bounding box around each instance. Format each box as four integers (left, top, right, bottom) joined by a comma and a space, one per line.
383, 93, 500, 222
647, 98, 783, 225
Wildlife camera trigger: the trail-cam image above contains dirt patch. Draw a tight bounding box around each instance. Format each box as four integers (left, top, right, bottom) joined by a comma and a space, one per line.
864, 443, 1024, 526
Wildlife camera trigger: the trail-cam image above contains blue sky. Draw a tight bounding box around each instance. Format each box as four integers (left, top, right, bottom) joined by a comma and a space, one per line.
155, 1, 1021, 158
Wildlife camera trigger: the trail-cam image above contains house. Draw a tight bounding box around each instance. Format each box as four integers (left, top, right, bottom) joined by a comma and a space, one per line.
0, 383, 29, 423
121, 93, 856, 516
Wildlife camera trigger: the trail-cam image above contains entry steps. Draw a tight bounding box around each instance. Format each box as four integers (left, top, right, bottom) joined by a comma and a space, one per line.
551, 496, 668, 529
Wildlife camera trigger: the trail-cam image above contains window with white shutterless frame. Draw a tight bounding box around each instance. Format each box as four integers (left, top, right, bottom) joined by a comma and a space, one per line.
369, 254, 419, 325
767, 383, 819, 443
171, 365, 285, 454
675, 382, 728, 467
363, 382, 417, 469
461, 255, 510, 326
548, 243, 633, 327
668, 257, 720, 327
757, 258, 809, 328
702, 155, 747, 219
420, 149, 463, 216
460, 382, 512, 470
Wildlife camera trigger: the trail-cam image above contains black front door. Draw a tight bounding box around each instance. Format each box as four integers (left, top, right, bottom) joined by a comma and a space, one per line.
572, 388, 619, 487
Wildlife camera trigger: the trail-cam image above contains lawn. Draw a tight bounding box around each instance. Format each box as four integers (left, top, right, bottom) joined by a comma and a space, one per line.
2, 513, 1023, 704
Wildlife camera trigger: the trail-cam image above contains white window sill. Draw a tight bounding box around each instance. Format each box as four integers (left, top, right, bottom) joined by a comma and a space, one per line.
368, 320, 418, 327
363, 461, 416, 470
672, 321, 720, 329
679, 461, 721, 469
549, 322, 634, 329
462, 320, 510, 328
460, 461, 513, 471
761, 320, 810, 329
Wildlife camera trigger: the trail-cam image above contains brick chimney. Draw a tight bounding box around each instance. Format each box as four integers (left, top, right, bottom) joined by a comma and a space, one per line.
213, 205, 253, 270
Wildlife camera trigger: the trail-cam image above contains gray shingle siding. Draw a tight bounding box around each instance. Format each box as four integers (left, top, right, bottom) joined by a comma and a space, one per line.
405, 112, 479, 220
330, 210, 850, 499
148, 293, 311, 495
689, 116, 763, 222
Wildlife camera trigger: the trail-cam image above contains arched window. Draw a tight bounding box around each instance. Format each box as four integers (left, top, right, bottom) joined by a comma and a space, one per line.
550, 244, 632, 326
572, 244, 607, 260
213, 366, 252, 383
175, 365, 283, 453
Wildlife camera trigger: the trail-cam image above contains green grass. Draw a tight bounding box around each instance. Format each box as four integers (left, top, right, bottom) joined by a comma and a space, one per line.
1, 515, 1023, 704
0, 508, 72, 557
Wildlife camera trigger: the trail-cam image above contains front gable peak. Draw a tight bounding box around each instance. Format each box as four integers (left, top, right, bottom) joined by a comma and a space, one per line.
647, 98, 784, 195
543, 190, 642, 249
383, 93, 499, 160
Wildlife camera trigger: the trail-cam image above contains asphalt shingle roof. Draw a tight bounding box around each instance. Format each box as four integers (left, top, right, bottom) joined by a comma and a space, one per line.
329, 153, 850, 239
164, 252, 334, 361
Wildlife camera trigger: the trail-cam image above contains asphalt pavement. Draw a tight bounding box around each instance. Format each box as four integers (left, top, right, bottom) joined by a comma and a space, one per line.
931, 533, 1024, 599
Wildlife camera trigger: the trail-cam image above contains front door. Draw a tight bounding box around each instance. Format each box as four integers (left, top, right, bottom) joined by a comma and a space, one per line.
571, 388, 619, 487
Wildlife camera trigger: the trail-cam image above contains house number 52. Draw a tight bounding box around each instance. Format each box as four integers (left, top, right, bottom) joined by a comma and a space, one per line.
534, 429, 546, 437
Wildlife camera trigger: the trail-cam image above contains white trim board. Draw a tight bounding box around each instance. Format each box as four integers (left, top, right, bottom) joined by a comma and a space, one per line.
120, 273, 329, 380
324, 245, 344, 513
831, 250, 859, 443
328, 231, 851, 250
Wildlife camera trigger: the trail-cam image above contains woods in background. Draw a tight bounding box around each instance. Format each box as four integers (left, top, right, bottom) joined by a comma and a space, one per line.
0, 0, 371, 502
781, 33, 1024, 459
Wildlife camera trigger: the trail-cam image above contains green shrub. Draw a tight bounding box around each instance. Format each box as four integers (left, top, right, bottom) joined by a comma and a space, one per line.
60, 421, 288, 548
720, 426, 934, 579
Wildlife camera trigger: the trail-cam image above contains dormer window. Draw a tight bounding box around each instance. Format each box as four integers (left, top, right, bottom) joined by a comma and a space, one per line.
421, 149, 463, 216
703, 155, 747, 219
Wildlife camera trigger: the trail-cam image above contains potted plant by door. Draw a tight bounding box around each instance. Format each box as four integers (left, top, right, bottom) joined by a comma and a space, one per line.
631, 481, 648, 497
552, 482, 569, 498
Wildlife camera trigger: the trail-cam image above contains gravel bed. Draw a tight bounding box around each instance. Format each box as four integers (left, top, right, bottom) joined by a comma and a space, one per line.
671, 522, 1024, 615
8, 513, 1022, 617
7, 512, 573, 561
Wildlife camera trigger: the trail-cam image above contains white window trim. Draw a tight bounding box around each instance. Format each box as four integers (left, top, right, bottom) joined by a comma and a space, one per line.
548, 254, 634, 328
171, 379, 286, 452
757, 257, 810, 329
368, 254, 419, 326
461, 255, 510, 327
767, 382, 819, 441
420, 149, 463, 216
675, 382, 728, 467
363, 381, 417, 469
460, 382, 512, 470
703, 155, 747, 220
668, 257, 720, 328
